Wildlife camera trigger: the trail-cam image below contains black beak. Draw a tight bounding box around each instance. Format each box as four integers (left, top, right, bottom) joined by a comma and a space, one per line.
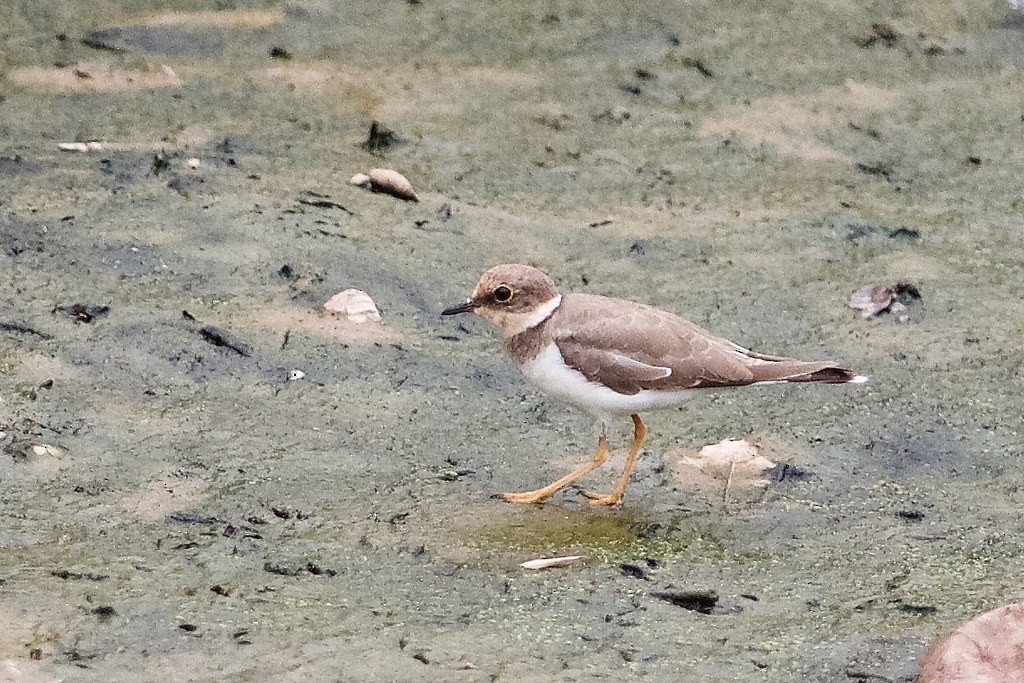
441, 300, 478, 316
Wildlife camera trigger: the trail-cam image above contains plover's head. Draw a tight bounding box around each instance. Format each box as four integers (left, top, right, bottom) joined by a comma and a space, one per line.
441, 263, 562, 337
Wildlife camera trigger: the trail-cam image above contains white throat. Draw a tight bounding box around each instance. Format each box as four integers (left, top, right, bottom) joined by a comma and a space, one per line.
493, 294, 562, 337
523, 294, 562, 329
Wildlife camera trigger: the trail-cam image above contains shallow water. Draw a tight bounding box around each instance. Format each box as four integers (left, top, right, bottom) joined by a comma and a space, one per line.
3, 1, 1024, 681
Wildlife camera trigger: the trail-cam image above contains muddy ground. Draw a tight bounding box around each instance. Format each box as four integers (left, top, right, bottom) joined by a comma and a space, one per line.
3, 1, 1024, 681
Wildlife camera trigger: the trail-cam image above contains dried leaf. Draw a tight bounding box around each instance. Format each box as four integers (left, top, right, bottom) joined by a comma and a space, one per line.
672, 438, 776, 501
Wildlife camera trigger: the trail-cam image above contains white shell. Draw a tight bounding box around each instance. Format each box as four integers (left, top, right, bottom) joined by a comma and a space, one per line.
58, 141, 103, 152
288, 369, 306, 381
349, 172, 372, 189
29, 442, 69, 457
323, 289, 381, 323
849, 284, 894, 318
521, 555, 583, 570
187, 157, 201, 169
350, 168, 418, 201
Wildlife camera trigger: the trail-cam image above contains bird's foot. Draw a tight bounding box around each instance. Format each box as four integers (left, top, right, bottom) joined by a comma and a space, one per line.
580, 490, 624, 507
493, 490, 553, 505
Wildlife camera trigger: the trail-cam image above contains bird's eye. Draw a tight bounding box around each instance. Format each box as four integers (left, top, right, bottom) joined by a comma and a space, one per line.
493, 285, 514, 303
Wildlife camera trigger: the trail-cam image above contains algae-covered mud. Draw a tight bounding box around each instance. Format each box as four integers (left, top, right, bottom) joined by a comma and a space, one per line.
3, 1, 1024, 680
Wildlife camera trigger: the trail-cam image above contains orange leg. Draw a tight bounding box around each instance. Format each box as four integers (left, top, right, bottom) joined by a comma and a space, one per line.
496, 434, 611, 505
581, 414, 647, 507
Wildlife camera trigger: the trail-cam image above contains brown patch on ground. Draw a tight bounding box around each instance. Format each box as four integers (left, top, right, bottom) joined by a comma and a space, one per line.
8, 61, 181, 93
117, 469, 207, 522
251, 307, 403, 344
700, 81, 904, 162
251, 62, 540, 120
127, 8, 285, 29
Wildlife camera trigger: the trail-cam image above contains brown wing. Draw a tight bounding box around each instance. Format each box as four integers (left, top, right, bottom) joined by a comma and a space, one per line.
552, 293, 851, 395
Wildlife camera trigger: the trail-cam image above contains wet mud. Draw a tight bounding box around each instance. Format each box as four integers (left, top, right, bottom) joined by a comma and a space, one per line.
3, 1, 1024, 681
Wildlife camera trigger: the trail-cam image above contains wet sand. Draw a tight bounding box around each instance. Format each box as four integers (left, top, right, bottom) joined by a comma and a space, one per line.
3, 1, 1024, 681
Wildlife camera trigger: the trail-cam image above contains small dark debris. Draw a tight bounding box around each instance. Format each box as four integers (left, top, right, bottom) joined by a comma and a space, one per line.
888, 227, 920, 240
769, 462, 812, 483
679, 56, 713, 78
618, 83, 642, 96
271, 506, 292, 520
296, 194, 354, 214
150, 152, 171, 176
198, 325, 251, 357
388, 511, 411, 525
181, 310, 197, 322
81, 34, 127, 53
896, 510, 926, 522
0, 321, 52, 339
52, 569, 109, 581
848, 122, 881, 139
618, 564, 649, 580
29, 648, 41, 661
211, 584, 233, 596
892, 283, 922, 304
167, 510, 221, 525
54, 303, 110, 323
63, 648, 98, 663
412, 652, 430, 665
178, 623, 198, 632
437, 203, 453, 221
855, 161, 892, 179
896, 603, 937, 616
650, 590, 719, 614
645, 558, 660, 568
540, 13, 559, 25
853, 22, 903, 49
362, 120, 404, 153
741, 593, 760, 601
305, 562, 337, 577
269, 46, 292, 60
628, 241, 645, 256
263, 562, 302, 577
92, 606, 116, 620
170, 541, 199, 550
279, 264, 295, 279
635, 68, 656, 80
967, 155, 982, 165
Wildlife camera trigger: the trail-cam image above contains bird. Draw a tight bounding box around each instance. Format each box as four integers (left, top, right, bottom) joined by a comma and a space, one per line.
441, 263, 866, 506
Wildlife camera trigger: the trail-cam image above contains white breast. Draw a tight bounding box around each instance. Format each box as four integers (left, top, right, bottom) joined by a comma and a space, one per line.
519, 343, 695, 425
